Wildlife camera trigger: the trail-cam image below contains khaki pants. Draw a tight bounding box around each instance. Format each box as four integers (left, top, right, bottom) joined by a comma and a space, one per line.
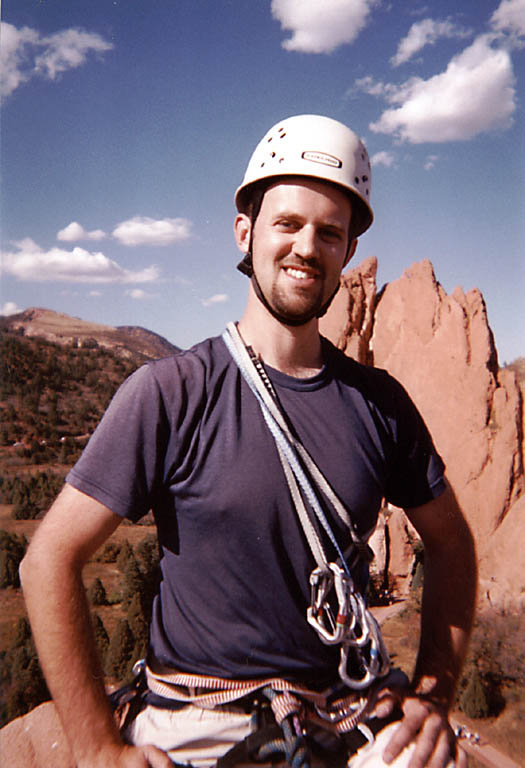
128, 702, 456, 767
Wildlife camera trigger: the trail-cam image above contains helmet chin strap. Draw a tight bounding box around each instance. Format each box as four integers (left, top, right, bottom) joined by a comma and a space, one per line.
236, 252, 340, 326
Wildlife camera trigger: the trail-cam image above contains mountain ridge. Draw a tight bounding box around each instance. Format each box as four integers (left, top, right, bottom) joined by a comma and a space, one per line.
1, 307, 181, 362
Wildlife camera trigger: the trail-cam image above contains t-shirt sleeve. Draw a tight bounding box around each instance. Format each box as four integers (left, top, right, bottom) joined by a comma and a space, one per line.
382, 375, 446, 509
66, 363, 170, 521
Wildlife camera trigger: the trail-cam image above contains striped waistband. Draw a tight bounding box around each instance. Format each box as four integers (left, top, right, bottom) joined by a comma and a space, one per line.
145, 660, 372, 732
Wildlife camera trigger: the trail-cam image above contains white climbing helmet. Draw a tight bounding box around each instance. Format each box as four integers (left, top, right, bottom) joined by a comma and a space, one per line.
235, 114, 373, 237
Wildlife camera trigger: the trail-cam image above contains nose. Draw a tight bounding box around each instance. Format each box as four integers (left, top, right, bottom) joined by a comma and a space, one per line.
292, 225, 317, 259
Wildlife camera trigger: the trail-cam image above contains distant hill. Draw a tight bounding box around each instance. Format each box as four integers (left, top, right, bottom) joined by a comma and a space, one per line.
0, 309, 180, 478
0, 308, 180, 362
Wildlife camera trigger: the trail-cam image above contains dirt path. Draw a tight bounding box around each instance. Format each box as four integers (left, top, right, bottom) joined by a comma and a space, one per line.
450, 718, 523, 768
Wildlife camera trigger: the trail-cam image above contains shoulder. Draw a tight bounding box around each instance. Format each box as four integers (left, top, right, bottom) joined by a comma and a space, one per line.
132, 334, 231, 392
322, 337, 410, 407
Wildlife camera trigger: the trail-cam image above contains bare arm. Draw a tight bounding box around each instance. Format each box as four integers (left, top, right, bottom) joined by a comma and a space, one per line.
378, 482, 477, 767
20, 483, 171, 768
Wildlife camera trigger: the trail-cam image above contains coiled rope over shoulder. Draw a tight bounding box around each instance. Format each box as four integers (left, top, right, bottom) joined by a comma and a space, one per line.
222, 322, 390, 692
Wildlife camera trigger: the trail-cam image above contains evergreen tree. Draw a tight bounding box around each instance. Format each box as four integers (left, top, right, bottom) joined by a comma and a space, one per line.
92, 613, 109, 661
120, 555, 144, 609
116, 539, 134, 572
460, 666, 489, 718
136, 534, 158, 573
13, 617, 32, 647
411, 561, 424, 592
88, 577, 108, 606
105, 619, 135, 680
0, 530, 28, 588
127, 591, 149, 647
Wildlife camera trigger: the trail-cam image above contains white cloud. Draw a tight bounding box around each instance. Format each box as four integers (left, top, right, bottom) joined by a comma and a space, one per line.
34, 27, 113, 80
391, 18, 472, 67
125, 288, 154, 300
57, 221, 107, 242
371, 150, 395, 167
424, 154, 439, 170
491, 0, 525, 38
364, 35, 516, 143
112, 216, 192, 247
1, 240, 160, 284
0, 22, 39, 97
271, 0, 377, 54
0, 21, 113, 98
1, 301, 22, 316
201, 294, 229, 308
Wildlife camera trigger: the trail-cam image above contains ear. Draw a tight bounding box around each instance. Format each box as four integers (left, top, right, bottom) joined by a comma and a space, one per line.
343, 238, 358, 268
234, 214, 252, 254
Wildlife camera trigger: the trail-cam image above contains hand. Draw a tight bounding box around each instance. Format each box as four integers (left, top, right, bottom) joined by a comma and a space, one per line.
372, 688, 466, 768
78, 743, 174, 767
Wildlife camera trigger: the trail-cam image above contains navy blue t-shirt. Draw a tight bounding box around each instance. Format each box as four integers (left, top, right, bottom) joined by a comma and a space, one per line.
67, 334, 445, 687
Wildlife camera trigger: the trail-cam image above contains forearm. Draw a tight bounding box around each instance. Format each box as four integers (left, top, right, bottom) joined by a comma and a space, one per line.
21, 554, 123, 764
411, 524, 477, 708
19, 493, 125, 765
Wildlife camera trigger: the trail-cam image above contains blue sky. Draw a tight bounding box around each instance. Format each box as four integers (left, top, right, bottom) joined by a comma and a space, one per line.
1, 0, 524, 363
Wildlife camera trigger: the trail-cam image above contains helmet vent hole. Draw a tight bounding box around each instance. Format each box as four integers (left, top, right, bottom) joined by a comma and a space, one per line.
362, 175, 368, 182
279, 132, 286, 139
354, 176, 360, 184
271, 152, 276, 158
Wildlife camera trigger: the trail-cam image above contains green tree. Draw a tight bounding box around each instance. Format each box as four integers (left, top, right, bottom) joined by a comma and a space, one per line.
120, 555, 144, 609
116, 539, 134, 572
127, 592, 149, 646
105, 619, 135, 681
92, 613, 109, 661
459, 666, 490, 718
88, 577, 108, 606
0, 530, 28, 588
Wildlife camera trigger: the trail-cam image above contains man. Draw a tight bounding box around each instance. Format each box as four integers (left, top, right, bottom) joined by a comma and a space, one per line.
20, 115, 477, 768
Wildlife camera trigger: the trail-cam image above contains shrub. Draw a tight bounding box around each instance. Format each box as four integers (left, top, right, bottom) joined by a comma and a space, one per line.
96, 541, 121, 563
460, 666, 490, 718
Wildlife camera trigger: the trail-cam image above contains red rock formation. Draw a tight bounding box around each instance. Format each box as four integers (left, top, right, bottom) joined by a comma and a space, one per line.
321, 255, 377, 364
321, 258, 524, 609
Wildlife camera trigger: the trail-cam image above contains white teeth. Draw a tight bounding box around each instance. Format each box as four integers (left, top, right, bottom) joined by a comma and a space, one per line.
286, 267, 311, 280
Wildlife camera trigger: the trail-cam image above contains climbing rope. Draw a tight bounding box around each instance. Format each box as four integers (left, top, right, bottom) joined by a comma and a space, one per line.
222, 322, 390, 695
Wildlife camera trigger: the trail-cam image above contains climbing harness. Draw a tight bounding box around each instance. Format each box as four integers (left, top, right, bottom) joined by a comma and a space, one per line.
118, 658, 401, 768
222, 321, 390, 696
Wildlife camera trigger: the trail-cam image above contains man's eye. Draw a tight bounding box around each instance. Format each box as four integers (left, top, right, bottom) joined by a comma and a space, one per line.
321, 228, 343, 241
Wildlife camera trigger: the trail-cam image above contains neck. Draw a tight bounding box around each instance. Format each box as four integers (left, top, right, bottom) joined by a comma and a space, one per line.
238, 288, 323, 377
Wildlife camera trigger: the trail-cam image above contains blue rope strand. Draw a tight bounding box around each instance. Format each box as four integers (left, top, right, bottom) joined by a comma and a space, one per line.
223, 329, 350, 576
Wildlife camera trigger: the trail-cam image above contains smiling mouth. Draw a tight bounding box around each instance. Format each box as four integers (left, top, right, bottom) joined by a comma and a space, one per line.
284, 266, 319, 281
